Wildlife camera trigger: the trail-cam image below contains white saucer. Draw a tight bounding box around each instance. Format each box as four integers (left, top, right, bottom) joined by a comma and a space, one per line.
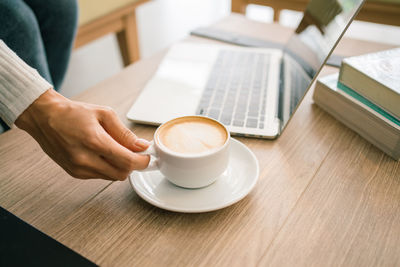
129, 138, 259, 213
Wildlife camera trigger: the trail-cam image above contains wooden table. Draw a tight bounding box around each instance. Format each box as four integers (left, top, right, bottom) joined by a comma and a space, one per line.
1, 15, 399, 266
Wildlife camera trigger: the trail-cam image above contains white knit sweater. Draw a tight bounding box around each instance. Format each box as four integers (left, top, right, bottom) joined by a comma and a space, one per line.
0, 40, 52, 126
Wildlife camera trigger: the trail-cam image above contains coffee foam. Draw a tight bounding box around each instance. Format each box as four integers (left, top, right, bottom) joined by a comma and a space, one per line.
157, 117, 227, 155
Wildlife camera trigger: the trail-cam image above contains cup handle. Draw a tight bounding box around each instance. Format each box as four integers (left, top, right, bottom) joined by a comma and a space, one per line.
136, 141, 159, 172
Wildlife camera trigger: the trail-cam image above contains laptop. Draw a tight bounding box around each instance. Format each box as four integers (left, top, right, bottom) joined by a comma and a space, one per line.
127, 0, 364, 138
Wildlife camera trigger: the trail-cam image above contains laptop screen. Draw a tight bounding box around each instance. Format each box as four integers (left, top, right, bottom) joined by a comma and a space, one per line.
279, 0, 364, 131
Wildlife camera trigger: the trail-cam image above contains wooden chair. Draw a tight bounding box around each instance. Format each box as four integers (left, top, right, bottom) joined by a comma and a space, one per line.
231, 0, 400, 27
74, 0, 150, 67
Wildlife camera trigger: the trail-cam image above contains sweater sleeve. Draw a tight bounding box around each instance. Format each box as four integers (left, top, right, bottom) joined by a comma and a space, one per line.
0, 40, 52, 126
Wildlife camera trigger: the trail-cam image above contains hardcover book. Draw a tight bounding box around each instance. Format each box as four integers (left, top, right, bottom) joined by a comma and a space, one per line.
313, 73, 400, 160
338, 48, 400, 119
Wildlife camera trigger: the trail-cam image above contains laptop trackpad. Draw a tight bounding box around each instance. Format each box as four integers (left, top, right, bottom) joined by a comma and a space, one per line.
127, 43, 219, 125
127, 77, 202, 124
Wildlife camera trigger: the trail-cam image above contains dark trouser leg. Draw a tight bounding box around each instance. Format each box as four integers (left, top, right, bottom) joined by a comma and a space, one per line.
0, 0, 52, 133
23, 0, 78, 91
0, 0, 53, 84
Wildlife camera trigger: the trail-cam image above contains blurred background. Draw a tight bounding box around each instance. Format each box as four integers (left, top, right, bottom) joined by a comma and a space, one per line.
59, 0, 400, 98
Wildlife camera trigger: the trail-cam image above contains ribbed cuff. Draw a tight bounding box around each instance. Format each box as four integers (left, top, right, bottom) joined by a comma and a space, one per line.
0, 40, 52, 126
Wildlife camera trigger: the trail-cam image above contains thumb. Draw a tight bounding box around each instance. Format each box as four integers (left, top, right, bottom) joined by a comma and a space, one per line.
99, 108, 150, 152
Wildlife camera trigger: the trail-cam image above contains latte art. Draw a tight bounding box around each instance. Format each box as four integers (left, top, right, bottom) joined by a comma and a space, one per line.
157, 117, 227, 154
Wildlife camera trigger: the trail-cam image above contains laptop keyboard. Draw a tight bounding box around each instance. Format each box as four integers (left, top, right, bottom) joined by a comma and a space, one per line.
196, 50, 270, 129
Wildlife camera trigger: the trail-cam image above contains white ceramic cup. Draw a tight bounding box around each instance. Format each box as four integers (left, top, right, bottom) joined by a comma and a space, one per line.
138, 116, 230, 188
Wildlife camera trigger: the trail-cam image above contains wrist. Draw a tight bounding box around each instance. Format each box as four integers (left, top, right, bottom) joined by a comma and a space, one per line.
15, 89, 67, 132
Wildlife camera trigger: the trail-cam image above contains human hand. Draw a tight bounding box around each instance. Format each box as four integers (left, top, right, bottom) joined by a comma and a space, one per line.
15, 89, 150, 181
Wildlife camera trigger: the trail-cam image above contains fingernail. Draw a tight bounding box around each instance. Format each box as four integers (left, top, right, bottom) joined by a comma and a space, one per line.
135, 138, 150, 149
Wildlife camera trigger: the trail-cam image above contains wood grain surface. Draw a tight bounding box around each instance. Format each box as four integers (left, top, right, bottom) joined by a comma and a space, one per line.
0, 14, 398, 267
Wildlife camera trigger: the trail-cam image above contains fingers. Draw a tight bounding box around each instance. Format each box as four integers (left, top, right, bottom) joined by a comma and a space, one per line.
98, 108, 150, 152
85, 126, 150, 172
85, 153, 132, 181
64, 164, 115, 181
101, 133, 151, 171
66, 151, 136, 181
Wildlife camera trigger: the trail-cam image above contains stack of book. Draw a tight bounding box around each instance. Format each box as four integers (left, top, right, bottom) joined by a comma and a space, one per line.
313, 48, 400, 160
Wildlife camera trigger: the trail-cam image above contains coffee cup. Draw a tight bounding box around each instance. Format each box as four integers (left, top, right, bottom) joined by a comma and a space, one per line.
137, 115, 230, 188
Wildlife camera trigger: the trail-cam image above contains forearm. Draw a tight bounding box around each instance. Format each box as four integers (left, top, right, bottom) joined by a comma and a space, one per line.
0, 40, 52, 127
